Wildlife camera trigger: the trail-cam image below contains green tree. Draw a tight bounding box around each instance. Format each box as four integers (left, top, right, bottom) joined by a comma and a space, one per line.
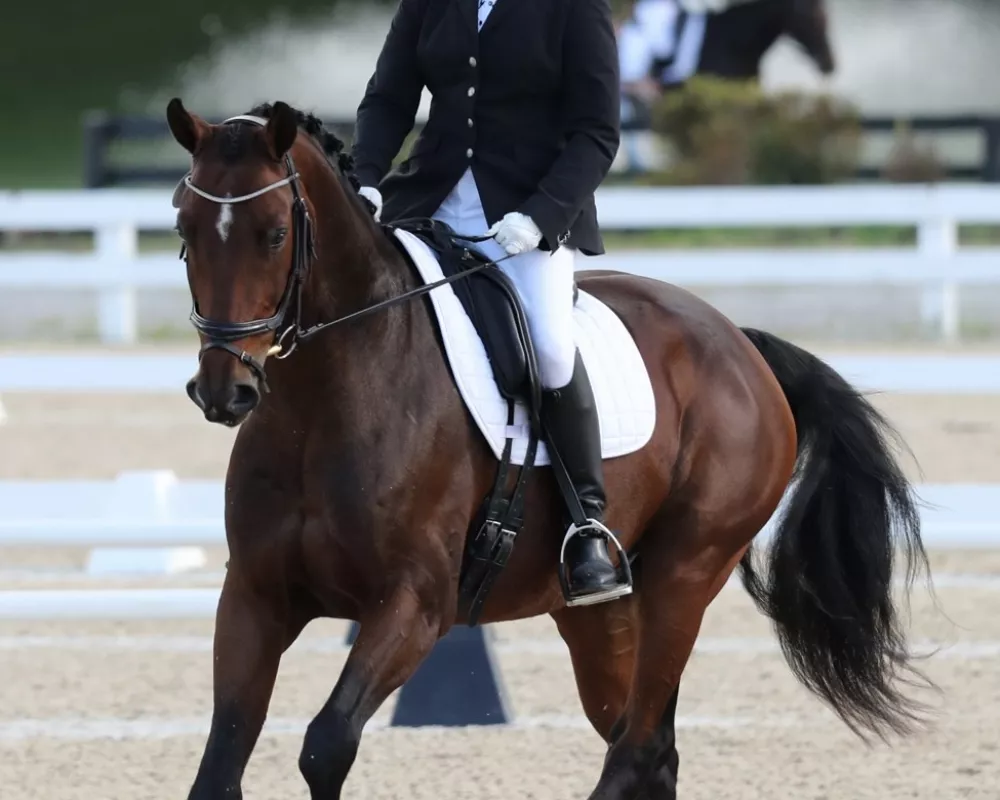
1, 1, 388, 187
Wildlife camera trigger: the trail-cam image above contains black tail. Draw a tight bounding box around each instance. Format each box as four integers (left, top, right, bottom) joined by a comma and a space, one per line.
739, 327, 932, 741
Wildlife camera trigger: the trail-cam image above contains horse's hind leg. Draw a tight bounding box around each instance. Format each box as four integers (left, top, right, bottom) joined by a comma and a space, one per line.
554, 578, 682, 800
187, 567, 307, 800
627, 688, 681, 800
588, 513, 755, 800
551, 596, 638, 740
630, 560, 738, 800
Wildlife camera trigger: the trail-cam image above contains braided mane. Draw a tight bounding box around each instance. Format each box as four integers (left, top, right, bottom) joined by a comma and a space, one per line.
246, 102, 359, 190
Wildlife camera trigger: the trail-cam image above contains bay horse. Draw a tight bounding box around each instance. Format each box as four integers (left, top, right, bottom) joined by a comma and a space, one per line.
167, 98, 929, 800
691, 0, 836, 83
618, 0, 835, 102
618, 0, 835, 167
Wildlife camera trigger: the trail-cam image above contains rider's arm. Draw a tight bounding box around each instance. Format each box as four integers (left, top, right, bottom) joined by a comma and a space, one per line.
518, 0, 621, 249
351, 0, 428, 188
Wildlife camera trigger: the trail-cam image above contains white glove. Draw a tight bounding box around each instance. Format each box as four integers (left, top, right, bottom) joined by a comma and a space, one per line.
487, 212, 542, 256
358, 186, 383, 221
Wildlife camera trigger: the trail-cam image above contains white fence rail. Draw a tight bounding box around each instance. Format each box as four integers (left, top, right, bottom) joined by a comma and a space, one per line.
0, 588, 223, 619
5, 352, 1000, 394
0, 470, 998, 617
0, 471, 220, 546
4, 185, 1000, 343
1, 471, 999, 549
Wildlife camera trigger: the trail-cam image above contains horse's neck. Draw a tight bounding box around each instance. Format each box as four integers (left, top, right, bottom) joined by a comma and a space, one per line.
305, 156, 410, 321
269, 150, 427, 414
712, 0, 783, 73
746, 2, 785, 61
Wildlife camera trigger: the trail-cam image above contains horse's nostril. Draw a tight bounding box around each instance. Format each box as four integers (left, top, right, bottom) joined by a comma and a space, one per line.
226, 382, 261, 417
186, 377, 208, 412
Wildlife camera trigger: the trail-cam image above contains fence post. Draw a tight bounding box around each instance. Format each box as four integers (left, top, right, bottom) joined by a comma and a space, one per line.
917, 216, 959, 343
95, 222, 139, 344
983, 117, 1000, 183
81, 111, 111, 189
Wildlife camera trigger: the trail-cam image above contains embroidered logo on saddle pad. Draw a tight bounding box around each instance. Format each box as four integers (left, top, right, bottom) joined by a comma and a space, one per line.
392, 228, 657, 467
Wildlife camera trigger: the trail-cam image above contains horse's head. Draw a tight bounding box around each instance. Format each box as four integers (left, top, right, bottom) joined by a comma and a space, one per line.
785, 0, 835, 76
168, 98, 318, 426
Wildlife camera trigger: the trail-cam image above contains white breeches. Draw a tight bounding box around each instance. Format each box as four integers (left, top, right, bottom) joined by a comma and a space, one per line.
432, 170, 578, 389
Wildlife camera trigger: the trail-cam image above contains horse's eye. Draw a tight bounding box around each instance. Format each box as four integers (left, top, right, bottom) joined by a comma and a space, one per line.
268, 227, 288, 250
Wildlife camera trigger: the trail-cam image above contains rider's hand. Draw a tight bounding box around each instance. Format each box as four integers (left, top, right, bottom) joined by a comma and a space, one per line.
358, 186, 383, 221
488, 212, 542, 256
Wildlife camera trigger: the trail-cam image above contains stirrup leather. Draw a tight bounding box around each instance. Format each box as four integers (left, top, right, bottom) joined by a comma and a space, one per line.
558, 519, 634, 607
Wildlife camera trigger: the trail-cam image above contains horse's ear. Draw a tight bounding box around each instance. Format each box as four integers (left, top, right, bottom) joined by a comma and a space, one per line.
166, 98, 210, 155
264, 101, 299, 160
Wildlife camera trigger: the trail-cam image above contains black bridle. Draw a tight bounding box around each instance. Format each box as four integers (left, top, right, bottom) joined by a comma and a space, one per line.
177, 115, 510, 392
177, 115, 316, 391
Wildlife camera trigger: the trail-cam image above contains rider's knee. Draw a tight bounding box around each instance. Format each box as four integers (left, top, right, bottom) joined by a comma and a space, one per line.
537, 344, 575, 390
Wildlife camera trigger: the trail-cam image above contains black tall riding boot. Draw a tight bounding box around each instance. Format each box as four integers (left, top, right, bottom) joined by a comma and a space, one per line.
541, 351, 632, 607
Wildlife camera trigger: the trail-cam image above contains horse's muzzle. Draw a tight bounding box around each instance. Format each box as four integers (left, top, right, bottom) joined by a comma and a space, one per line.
187, 373, 261, 427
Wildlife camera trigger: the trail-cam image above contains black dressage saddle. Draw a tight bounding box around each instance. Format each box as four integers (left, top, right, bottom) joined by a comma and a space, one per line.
384, 216, 546, 432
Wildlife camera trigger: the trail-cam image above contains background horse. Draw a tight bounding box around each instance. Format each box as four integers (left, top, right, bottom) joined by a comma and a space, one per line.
167, 98, 929, 800
690, 0, 836, 84
618, 0, 835, 155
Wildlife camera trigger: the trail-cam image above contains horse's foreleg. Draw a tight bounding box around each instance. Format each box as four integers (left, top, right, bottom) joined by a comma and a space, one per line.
298, 580, 443, 800
187, 569, 302, 800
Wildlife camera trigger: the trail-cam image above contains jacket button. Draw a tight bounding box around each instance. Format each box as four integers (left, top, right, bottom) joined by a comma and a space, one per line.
469, 56, 477, 67
468, 86, 476, 97
467, 148, 474, 158
467, 118, 474, 127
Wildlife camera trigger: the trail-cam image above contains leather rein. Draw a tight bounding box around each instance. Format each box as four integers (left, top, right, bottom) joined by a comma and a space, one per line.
177, 114, 510, 392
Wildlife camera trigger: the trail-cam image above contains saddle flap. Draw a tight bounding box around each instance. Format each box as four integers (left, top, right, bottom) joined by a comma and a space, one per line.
449, 267, 532, 402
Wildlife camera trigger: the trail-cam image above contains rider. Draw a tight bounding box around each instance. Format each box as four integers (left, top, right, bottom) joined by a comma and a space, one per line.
350, 0, 631, 606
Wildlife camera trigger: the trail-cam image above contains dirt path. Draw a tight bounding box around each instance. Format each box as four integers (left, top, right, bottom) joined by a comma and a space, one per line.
0, 572, 997, 799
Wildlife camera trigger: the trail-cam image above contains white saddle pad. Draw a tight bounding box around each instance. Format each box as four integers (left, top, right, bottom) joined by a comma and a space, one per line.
393, 228, 657, 466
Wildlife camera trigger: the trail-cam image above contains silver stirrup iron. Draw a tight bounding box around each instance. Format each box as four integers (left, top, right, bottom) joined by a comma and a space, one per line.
559, 519, 633, 607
